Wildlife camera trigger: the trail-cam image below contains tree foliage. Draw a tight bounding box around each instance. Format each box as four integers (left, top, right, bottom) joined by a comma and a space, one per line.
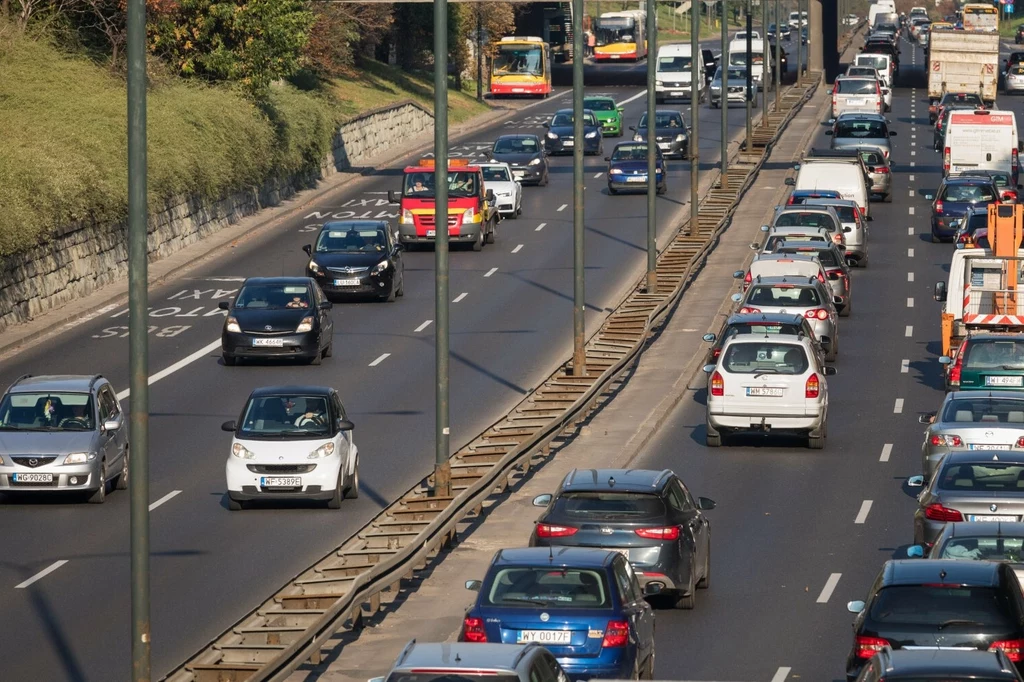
302, 1, 391, 78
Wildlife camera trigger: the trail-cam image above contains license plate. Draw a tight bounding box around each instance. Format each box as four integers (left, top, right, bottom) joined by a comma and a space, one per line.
517, 630, 572, 645
746, 387, 784, 397
333, 279, 360, 286
970, 515, 1018, 522
626, 176, 647, 182
969, 444, 1012, 450
13, 473, 53, 483
611, 55, 620, 59
563, 140, 574, 146
426, 230, 436, 237
513, 171, 525, 180
986, 375, 1024, 387
671, 91, 685, 97
252, 338, 284, 347
512, 88, 525, 93
261, 476, 301, 487
847, 98, 866, 105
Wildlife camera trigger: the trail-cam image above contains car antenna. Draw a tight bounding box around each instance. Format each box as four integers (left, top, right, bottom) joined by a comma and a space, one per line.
548, 544, 554, 563
608, 476, 616, 488
455, 653, 462, 663
939, 569, 947, 582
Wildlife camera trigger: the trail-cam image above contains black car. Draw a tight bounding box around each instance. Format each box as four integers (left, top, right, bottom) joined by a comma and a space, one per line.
219, 277, 334, 366
1017, 26, 1024, 45
490, 134, 549, 186
631, 109, 688, 159
543, 108, 603, 155
930, 175, 999, 242
930, 92, 983, 125
702, 312, 827, 365
845, 560, 1024, 680
528, 468, 716, 609
303, 220, 404, 302
855, 649, 1024, 682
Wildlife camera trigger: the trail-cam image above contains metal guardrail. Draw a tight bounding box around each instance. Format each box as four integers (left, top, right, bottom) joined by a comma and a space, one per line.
163, 68, 827, 682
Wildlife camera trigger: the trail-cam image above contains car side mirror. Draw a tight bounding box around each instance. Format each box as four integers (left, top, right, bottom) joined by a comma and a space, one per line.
320, 300, 333, 310
388, 190, 400, 204
697, 496, 716, 510
221, 420, 236, 432
733, 270, 745, 279
889, 130, 897, 137
760, 224, 770, 232
532, 493, 553, 507
750, 242, 760, 250
369, 677, 386, 682
938, 355, 952, 365
629, 126, 636, 132
103, 417, 121, 432
918, 412, 937, 424
702, 364, 717, 373
302, 244, 312, 256
643, 582, 663, 596
784, 177, 796, 186
824, 130, 833, 136
906, 545, 925, 558
847, 600, 866, 614
617, 107, 624, 113
907, 475, 925, 488
337, 419, 355, 431
218, 301, 231, 311
934, 281, 947, 302
542, 122, 550, 128
730, 294, 743, 304
604, 156, 610, 162
702, 333, 716, 342
465, 579, 482, 591
823, 366, 838, 376
843, 226, 852, 233
486, 189, 495, 202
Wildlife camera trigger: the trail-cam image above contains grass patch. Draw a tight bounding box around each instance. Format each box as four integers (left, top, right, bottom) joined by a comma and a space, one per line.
1000, 15, 1024, 39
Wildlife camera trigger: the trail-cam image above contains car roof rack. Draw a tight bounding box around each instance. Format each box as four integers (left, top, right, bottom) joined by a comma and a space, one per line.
8, 374, 32, 391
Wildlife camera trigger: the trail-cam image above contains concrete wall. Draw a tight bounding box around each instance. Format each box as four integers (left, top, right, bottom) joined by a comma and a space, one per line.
0, 100, 433, 334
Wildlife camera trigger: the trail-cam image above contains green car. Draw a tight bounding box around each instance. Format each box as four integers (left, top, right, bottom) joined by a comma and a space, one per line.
943, 334, 1024, 392
583, 96, 624, 137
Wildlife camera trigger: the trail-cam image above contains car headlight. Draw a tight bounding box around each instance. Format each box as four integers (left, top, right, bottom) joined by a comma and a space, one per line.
226, 316, 241, 333
463, 207, 477, 222
547, 132, 558, 139
529, 158, 541, 166
585, 131, 597, 139
63, 452, 94, 465
633, 134, 643, 142
308, 442, 336, 460
296, 316, 314, 333
371, 260, 389, 276
609, 168, 623, 174
400, 209, 414, 225
0, 455, 4, 465
231, 443, 255, 460
675, 134, 686, 142
308, 259, 322, 274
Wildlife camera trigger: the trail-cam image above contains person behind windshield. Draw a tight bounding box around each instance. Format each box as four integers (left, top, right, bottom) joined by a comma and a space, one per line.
410, 175, 431, 193
286, 295, 309, 309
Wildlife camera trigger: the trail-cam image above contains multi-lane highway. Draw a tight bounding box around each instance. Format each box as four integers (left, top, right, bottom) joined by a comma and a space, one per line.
0, 57, 770, 680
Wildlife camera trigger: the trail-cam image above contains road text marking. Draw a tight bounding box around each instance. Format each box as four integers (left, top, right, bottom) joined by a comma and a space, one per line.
16, 560, 68, 589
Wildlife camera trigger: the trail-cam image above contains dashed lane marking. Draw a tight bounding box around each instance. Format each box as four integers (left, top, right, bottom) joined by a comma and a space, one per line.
880, 443, 893, 462
485, 267, 498, 278
906, 325, 913, 337
901, 358, 910, 373
149, 490, 182, 512
894, 398, 905, 414
908, 272, 914, 282
415, 320, 433, 333
15, 560, 68, 590
907, 297, 914, 308
908, 247, 914, 258
557, 204, 568, 212
116, 339, 223, 402
854, 500, 873, 524
535, 222, 546, 231
453, 292, 469, 303
369, 353, 391, 367
771, 668, 792, 682
512, 244, 524, 253
817, 573, 842, 603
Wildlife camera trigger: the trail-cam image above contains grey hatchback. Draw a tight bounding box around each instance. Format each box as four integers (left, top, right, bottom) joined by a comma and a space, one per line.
370, 641, 568, 682
0, 375, 129, 503
827, 112, 895, 162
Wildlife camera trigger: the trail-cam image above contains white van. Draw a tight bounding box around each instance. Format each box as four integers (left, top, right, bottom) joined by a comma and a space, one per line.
853, 53, 892, 89
944, 109, 1020, 184
728, 38, 771, 90
655, 44, 705, 103
787, 158, 871, 220
788, 10, 807, 28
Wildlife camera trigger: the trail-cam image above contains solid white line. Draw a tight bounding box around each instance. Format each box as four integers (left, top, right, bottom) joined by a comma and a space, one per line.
770, 668, 792, 682
453, 292, 468, 303
484, 267, 498, 278
908, 247, 915, 257
511, 244, 524, 253
817, 573, 842, 604
15, 560, 68, 589
535, 222, 546, 232
116, 339, 223, 401
908, 207, 915, 215
557, 204, 568, 212
901, 358, 910, 373
908, 272, 915, 282
894, 398, 905, 414
149, 490, 182, 512
907, 297, 914, 308
909, 174, 915, 182
618, 90, 648, 106
854, 500, 873, 524
906, 325, 913, 337
415, 320, 433, 333
369, 353, 391, 367
594, 172, 604, 179
880, 443, 893, 462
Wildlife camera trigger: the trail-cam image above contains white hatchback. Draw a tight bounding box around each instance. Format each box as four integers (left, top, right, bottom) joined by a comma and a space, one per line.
223, 387, 359, 510
704, 336, 836, 449
479, 162, 522, 219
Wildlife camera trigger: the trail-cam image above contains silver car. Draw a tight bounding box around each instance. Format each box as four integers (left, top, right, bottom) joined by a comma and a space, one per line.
910, 450, 1024, 546
803, 198, 869, 266
769, 205, 846, 249
909, 521, 1024, 588
709, 65, 754, 108
918, 391, 1024, 481
830, 77, 882, 118
853, 147, 892, 203
773, 241, 853, 317
826, 112, 895, 161
732, 275, 840, 361
0, 375, 129, 503
1006, 64, 1024, 95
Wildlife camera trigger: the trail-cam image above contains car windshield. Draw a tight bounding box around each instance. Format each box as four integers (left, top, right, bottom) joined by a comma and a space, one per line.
584, 98, 616, 112
765, 235, 826, 250
963, 340, 1024, 370
239, 394, 331, 438
729, 52, 764, 66
551, 112, 597, 127
940, 183, 995, 203
403, 170, 480, 199
493, 137, 539, 154
836, 80, 876, 95
316, 228, 387, 253
658, 56, 691, 72
869, 585, 1013, 626
937, 462, 1024, 491
835, 121, 887, 138
234, 283, 313, 310
553, 491, 666, 520
747, 285, 821, 307
826, 205, 857, 222
716, 67, 747, 81
638, 112, 684, 129
774, 212, 836, 229
938, 535, 1024, 562
722, 342, 810, 374
943, 93, 984, 107
485, 567, 609, 608
724, 322, 803, 339
941, 398, 1024, 423
481, 167, 512, 182
611, 144, 652, 161
0, 392, 94, 431
858, 150, 884, 166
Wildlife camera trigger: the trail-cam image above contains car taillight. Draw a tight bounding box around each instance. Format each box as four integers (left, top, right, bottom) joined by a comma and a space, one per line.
930, 434, 962, 447
462, 616, 488, 642
991, 639, 1024, 662
924, 503, 964, 522
855, 635, 888, 659
712, 347, 721, 358
1003, 191, 1018, 203
602, 620, 630, 648
858, 206, 866, 217
805, 372, 820, 398
873, 166, 890, 174
950, 341, 966, 386
744, 271, 752, 284
803, 308, 829, 320
635, 526, 681, 540
935, 200, 944, 214
711, 370, 724, 396
787, 196, 796, 205
1016, 436, 1024, 447
817, 271, 826, 284
833, 233, 843, 244
943, 147, 950, 173
535, 523, 578, 538
739, 306, 761, 314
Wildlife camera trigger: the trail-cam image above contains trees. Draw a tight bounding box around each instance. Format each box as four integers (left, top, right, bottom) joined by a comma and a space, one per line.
302, 2, 392, 78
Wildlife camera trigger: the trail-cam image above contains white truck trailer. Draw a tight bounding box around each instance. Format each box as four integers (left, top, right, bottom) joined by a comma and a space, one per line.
927, 29, 999, 105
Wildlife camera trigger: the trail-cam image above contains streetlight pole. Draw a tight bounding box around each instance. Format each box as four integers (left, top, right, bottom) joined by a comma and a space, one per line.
721, 0, 729, 178
572, 0, 586, 376
775, 0, 781, 108
745, 2, 752, 151
796, 0, 802, 82
645, 0, 658, 293
432, 0, 451, 497
690, 0, 700, 231
476, 9, 483, 103
761, 0, 768, 123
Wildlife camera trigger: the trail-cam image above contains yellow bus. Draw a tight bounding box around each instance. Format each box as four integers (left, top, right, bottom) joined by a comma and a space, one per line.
961, 3, 998, 32
489, 36, 552, 97
593, 10, 648, 62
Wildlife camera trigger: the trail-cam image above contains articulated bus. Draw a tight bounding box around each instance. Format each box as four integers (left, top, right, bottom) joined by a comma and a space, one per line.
593, 10, 648, 62
489, 36, 552, 97
961, 3, 999, 31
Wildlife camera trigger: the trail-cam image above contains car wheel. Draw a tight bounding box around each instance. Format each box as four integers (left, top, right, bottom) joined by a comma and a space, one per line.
839, 301, 851, 318
609, 186, 618, 195
884, 192, 892, 203
484, 221, 496, 244
396, 268, 405, 297
88, 463, 107, 504
309, 345, 323, 365
540, 171, 549, 187
931, 232, 941, 244
323, 341, 333, 358
808, 424, 826, 450
825, 342, 838, 363
223, 353, 236, 367
673, 567, 696, 609
705, 420, 721, 447
472, 229, 484, 251
228, 496, 244, 511
697, 542, 710, 589
344, 459, 360, 499
115, 448, 129, 491
327, 474, 343, 509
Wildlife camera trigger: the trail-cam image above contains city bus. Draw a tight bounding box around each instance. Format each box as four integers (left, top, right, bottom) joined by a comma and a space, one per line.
593, 10, 648, 62
489, 36, 552, 97
961, 3, 999, 31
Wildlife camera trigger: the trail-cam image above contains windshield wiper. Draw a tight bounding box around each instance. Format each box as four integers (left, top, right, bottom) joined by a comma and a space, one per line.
753, 369, 780, 377
500, 597, 555, 606
1000, 365, 1024, 370
0, 425, 24, 430
937, 619, 986, 630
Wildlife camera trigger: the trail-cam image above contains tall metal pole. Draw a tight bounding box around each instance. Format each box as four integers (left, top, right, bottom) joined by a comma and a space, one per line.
689, 0, 700, 230
433, 0, 451, 497
476, 9, 483, 102
760, 0, 768, 123
745, 6, 752, 151
775, 0, 781, 108
721, 0, 729, 178
796, 0, 802, 82
645, 0, 658, 293
126, 0, 150, 677
572, 0, 586, 376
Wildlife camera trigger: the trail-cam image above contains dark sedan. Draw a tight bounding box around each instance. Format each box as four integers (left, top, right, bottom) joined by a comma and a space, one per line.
490, 134, 549, 186
702, 312, 827, 365
605, 142, 666, 195
630, 109, 688, 159
219, 277, 334, 366
543, 108, 603, 156
930, 176, 999, 242
855, 649, 1024, 682
304, 221, 404, 302
1016, 25, 1024, 44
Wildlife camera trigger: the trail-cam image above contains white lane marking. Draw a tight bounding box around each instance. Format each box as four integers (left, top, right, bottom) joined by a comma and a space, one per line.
817, 573, 842, 603
484, 267, 498, 278
909, 207, 915, 215
770, 668, 792, 682
894, 398, 905, 414
907, 227, 913, 236
908, 190, 914, 197
594, 172, 604, 179
906, 325, 913, 337
517, 89, 572, 111
15, 560, 69, 589
880, 443, 893, 462
415, 320, 433, 333
911, 150, 916, 156
854, 500, 873, 524
911, 161, 916, 167
618, 90, 648, 106
901, 358, 910, 373
149, 490, 182, 512
908, 272, 915, 282
911, 134, 916, 139
511, 244, 524, 253
116, 339, 223, 402
908, 247, 914, 257
909, 174, 915, 181
907, 297, 914, 308
557, 204, 568, 212
535, 222, 546, 231
369, 353, 391, 367
453, 292, 468, 303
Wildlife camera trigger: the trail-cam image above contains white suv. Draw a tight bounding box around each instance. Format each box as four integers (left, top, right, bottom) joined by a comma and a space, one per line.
704, 335, 836, 449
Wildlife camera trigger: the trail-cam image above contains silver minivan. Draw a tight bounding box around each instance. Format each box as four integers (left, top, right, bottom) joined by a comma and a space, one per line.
830, 77, 882, 118
826, 112, 896, 161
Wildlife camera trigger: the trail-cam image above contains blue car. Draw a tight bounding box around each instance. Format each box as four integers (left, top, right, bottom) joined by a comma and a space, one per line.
930, 176, 1000, 242
606, 142, 667, 195
461, 547, 657, 681
787, 188, 841, 206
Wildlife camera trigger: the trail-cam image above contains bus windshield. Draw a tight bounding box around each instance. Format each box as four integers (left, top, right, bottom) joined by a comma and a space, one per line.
492, 44, 544, 76
595, 18, 636, 46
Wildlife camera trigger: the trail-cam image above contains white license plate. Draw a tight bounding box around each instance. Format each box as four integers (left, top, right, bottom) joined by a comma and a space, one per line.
671, 91, 685, 97
517, 630, 572, 645
847, 98, 866, 105
986, 375, 1024, 387
970, 515, 1018, 522
513, 172, 525, 180
252, 338, 284, 347
562, 140, 574, 146
746, 387, 784, 397
427, 230, 436, 237
512, 88, 525, 93
261, 476, 301, 487
969, 443, 1012, 450
611, 55, 621, 59
626, 176, 647, 182
333, 279, 361, 286
13, 473, 53, 483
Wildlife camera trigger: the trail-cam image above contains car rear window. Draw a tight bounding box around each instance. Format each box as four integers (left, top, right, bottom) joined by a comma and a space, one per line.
941, 398, 1024, 423
774, 212, 836, 229
485, 567, 609, 608
834, 121, 888, 138
869, 585, 1014, 626
836, 79, 877, 94
724, 322, 804, 339
963, 340, 1024, 371
388, 674, 521, 682
765, 235, 826, 250
722, 342, 809, 375
553, 492, 666, 520
747, 285, 821, 307
1012, 66, 1024, 76
938, 535, 1024, 562
778, 247, 839, 267
941, 183, 996, 202
824, 205, 857, 222
937, 462, 1024, 491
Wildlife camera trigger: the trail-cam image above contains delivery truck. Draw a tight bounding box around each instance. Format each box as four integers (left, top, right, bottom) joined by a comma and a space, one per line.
927, 29, 999, 105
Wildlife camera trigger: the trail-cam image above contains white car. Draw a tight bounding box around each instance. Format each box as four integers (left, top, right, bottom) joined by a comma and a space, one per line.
704, 335, 835, 449
479, 162, 522, 219
223, 386, 359, 510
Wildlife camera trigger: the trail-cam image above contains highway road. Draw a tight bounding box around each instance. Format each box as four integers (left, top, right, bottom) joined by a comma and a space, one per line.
0, 61, 770, 680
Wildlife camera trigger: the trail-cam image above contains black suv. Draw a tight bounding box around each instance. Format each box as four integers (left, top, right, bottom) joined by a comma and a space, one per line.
528, 468, 715, 610
845, 560, 1024, 680
855, 648, 1024, 682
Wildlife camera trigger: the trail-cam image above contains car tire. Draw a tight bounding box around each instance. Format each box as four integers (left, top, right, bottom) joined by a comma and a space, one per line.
228, 496, 244, 511
323, 341, 333, 358
115, 448, 129, 491
673, 569, 696, 610
472, 230, 484, 252
223, 353, 236, 367
540, 171, 549, 187
309, 346, 323, 365
609, 186, 618, 195
381, 285, 397, 303
697, 543, 710, 589
485, 221, 497, 244
656, 183, 666, 195
344, 460, 360, 499
88, 463, 107, 504
884, 192, 892, 203
931, 232, 941, 244
327, 474, 343, 509
705, 420, 721, 447
825, 342, 838, 363
839, 302, 851, 318
808, 424, 826, 450
396, 269, 405, 297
